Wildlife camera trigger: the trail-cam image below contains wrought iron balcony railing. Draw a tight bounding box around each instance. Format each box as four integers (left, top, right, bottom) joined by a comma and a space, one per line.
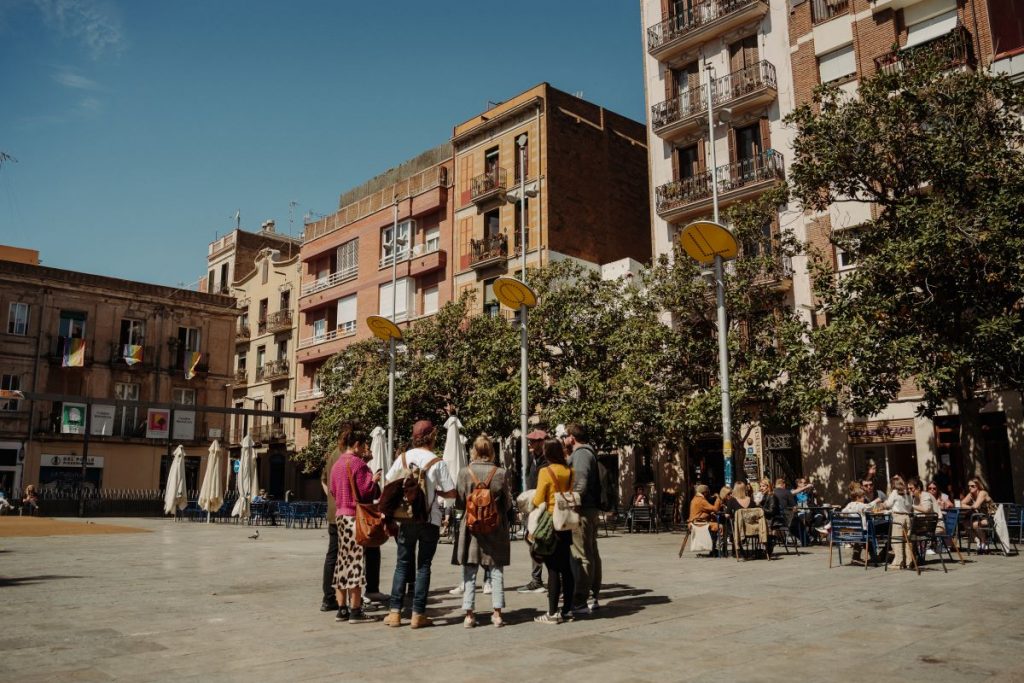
647, 0, 768, 53
470, 234, 509, 267
267, 309, 292, 333
655, 149, 784, 215
712, 60, 777, 106
873, 26, 973, 77
651, 87, 707, 131
471, 167, 507, 202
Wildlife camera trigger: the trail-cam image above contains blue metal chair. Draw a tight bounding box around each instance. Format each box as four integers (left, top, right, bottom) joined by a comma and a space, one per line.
1001, 503, 1021, 551
828, 512, 874, 569
275, 501, 294, 528
940, 508, 966, 564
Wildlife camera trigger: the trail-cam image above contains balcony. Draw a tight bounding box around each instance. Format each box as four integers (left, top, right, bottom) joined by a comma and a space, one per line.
648, 0, 769, 63
651, 88, 707, 142
295, 387, 324, 402
251, 422, 288, 444
267, 310, 292, 334
873, 26, 974, 77
109, 343, 152, 369
651, 61, 777, 142
470, 167, 507, 210
409, 248, 446, 278
469, 234, 510, 270
256, 318, 268, 335
300, 264, 357, 297
234, 368, 248, 386
655, 149, 784, 222
811, 0, 849, 25
235, 325, 251, 344
258, 359, 290, 382
169, 350, 209, 376
48, 336, 92, 367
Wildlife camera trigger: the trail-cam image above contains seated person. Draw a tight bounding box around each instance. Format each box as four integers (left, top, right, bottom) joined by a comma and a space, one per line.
792, 477, 817, 507
960, 478, 997, 551
840, 484, 874, 565
22, 484, 39, 515
631, 486, 648, 507
926, 481, 954, 510
252, 489, 268, 504
861, 478, 885, 506
725, 481, 756, 514
0, 490, 13, 514
688, 484, 723, 534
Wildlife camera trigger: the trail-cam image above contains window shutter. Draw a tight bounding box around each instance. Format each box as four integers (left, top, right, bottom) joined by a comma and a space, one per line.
697, 139, 707, 174
727, 127, 738, 164
759, 116, 772, 151
664, 67, 675, 102
671, 146, 681, 180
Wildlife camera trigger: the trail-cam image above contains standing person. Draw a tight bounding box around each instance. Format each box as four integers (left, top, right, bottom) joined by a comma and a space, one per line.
532, 439, 576, 624
518, 429, 548, 594
456, 435, 512, 628
879, 475, 912, 569
382, 420, 456, 629
758, 478, 781, 555
319, 423, 351, 613
358, 443, 386, 606
562, 423, 602, 615
328, 425, 381, 623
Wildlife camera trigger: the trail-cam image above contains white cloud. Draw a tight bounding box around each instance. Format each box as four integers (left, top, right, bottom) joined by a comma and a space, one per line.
33, 0, 124, 59
53, 69, 100, 90
76, 96, 101, 113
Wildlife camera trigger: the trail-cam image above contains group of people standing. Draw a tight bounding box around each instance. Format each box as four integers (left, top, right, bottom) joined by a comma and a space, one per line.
319, 418, 604, 628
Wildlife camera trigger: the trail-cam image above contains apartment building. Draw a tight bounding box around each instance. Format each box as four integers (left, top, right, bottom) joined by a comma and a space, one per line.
786, 0, 1022, 501
451, 83, 651, 316
0, 255, 235, 494
294, 144, 454, 433
640, 0, 802, 489
201, 222, 317, 499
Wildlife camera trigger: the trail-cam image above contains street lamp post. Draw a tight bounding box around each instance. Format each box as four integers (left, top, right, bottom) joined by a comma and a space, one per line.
676, 62, 739, 487
368, 202, 404, 462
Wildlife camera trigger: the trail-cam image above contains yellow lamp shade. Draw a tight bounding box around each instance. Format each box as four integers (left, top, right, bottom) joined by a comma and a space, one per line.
677, 220, 739, 264
366, 315, 403, 341
493, 276, 538, 309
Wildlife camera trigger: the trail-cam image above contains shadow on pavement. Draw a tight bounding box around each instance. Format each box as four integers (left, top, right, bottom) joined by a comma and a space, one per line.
0, 574, 84, 586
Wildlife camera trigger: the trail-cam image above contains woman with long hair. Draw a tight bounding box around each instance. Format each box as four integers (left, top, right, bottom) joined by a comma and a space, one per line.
531, 439, 575, 624
960, 478, 997, 551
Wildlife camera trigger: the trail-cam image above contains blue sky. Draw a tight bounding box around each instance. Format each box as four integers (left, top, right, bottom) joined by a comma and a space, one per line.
0, 0, 647, 287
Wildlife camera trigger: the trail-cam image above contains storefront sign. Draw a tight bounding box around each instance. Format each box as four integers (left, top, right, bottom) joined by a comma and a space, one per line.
848, 418, 915, 444
146, 409, 171, 439
172, 411, 196, 441
90, 404, 115, 436
61, 403, 87, 434
45, 454, 105, 468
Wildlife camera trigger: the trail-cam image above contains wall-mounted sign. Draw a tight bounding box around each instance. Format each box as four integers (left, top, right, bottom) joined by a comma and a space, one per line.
146, 409, 171, 439
90, 404, 115, 436
173, 411, 196, 441
45, 455, 105, 468
848, 419, 915, 444
61, 403, 87, 434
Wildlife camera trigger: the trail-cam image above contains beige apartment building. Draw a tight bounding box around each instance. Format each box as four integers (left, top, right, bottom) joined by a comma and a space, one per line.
1, 254, 235, 494
201, 222, 319, 499
295, 145, 454, 436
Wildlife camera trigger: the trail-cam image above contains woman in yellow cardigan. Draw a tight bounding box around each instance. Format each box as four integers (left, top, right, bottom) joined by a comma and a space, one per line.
531, 439, 575, 624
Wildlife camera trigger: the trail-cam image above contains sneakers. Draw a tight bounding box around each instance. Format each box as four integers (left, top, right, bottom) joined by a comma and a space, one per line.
815, 526, 829, 536
925, 548, 937, 556
518, 581, 546, 593
334, 606, 350, 622
588, 598, 600, 611
572, 604, 591, 616
463, 614, 476, 629
348, 609, 375, 624
449, 585, 465, 595
321, 599, 340, 612
534, 612, 563, 624
492, 613, 504, 628
383, 611, 402, 627
483, 582, 493, 595
410, 613, 433, 629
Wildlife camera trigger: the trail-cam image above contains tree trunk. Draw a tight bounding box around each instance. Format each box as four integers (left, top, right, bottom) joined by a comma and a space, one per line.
957, 397, 988, 490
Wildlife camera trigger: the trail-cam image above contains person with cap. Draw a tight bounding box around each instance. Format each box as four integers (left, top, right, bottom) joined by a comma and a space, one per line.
562, 423, 603, 615
518, 428, 549, 594
382, 419, 456, 629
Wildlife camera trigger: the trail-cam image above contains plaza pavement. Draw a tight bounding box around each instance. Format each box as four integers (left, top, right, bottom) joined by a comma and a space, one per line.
1, 517, 1022, 683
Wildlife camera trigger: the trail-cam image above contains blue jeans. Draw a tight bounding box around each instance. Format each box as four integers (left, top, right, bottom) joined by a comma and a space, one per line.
389, 522, 440, 614
462, 564, 504, 611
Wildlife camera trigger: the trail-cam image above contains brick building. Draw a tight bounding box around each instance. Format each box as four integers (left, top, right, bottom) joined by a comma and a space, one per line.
294, 144, 454, 433
1, 255, 236, 495
451, 83, 651, 316
785, 0, 1023, 501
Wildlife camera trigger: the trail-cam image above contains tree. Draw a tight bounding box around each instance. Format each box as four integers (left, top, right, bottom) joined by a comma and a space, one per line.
787, 55, 1024, 488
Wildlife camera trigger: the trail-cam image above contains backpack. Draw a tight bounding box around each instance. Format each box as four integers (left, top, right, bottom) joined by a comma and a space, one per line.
389, 452, 441, 523
464, 465, 500, 535
531, 509, 556, 556
597, 459, 618, 513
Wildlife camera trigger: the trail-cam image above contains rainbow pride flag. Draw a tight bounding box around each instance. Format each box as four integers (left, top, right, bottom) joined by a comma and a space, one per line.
62, 338, 85, 367
123, 344, 144, 366
185, 351, 202, 380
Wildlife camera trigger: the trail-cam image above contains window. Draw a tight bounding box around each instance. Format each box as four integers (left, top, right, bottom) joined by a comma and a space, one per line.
818, 44, 856, 84
313, 317, 327, 339
173, 388, 196, 405
514, 134, 529, 182
338, 294, 357, 333
256, 345, 266, 369
905, 9, 958, 49
178, 326, 200, 352
338, 239, 358, 278
836, 247, 857, 271
0, 374, 19, 411
277, 338, 287, 361
677, 144, 701, 179
483, 278, 500, 318
119, 319, 145, 346
743, 221, 774, 258
422, 285, 439, 316
729, 34, 759, 72
279, 290, 290, 312
514, 199, 530, 253
484, 209, 501, 240
207, 270, 215, 294
59, 311, 87, 338
425, 226, 440, 254
381, 221, 412, 266
990, 0, 1024, 56
484, 146, 499, 175
237, 350, 247, 371
220, 263, 229, 293
258, 299, 269, 331
379, 278, 411, 322
7, 303, 28, 335
114, 382, 139, 436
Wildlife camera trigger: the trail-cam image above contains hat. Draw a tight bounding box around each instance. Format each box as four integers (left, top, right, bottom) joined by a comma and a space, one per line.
554, 424, 568, 439
412, 419, 434, 440
526, 429, 547, 441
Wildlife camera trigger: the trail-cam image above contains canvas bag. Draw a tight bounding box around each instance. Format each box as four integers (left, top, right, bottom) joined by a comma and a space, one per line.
687, 522, 714, 553
553, 471, 580, 531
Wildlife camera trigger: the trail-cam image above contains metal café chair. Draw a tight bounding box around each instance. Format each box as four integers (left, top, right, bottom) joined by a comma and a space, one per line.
828, 512, 874, 569
1003, 503, 1022, 550
939, 508, 966, 564
903, 512, 945, 574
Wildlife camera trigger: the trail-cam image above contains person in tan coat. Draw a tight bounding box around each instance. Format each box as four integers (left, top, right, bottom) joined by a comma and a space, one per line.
688, 484, 723, 532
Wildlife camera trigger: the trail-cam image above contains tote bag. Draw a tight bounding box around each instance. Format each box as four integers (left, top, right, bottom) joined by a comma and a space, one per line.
552, 471, 580, 531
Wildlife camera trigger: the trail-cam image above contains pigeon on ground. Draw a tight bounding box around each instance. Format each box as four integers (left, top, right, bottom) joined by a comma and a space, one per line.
248, 530, 259, 540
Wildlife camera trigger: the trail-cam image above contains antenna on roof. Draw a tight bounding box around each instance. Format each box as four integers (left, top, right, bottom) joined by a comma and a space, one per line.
288, 201, 298, 236
573, 91, 584, 99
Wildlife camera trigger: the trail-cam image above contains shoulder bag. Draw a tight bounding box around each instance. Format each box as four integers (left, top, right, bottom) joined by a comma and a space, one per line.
552, 470, 581, 531
348, 461, 391, 547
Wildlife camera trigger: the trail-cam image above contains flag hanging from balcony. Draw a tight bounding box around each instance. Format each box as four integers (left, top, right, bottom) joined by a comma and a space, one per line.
123, 344, 144, 366
62, 338, 85, 367
185, 351, 202, 380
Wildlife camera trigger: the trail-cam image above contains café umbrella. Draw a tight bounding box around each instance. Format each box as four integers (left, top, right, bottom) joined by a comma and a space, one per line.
369, 425, 389, 478
231, 434, 258, 519
198, 439, 225, 523
442, 415, 468, 507
163, 445, 188, 516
